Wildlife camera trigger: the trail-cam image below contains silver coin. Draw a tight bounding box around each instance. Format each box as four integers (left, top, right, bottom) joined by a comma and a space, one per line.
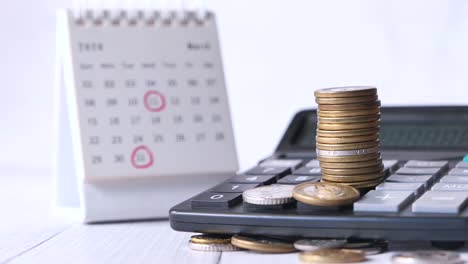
189, 241, 241, 252
316, 146, 379, 157
392, 250, 462, 264
242, 184, 295, 205
294, 239, 346, 251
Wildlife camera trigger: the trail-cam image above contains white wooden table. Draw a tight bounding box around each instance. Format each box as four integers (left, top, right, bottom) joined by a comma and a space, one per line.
1, 168, 467, 264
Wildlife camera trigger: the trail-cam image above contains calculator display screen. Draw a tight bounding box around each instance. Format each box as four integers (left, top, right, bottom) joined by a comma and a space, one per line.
292, 117, 468, 150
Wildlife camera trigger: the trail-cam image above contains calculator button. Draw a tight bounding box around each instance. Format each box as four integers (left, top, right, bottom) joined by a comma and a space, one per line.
292, 167, 322, 176
386, 175, 433, 186
130, 145, 154, 169
259, 159, 303, 169
354, 190, 414, 213
455, 161, 468, 168
229, 175, 277, 184
277, 175, 320, 185
244, 166, 291, 176
404, 160, 448, 168
191, 192, 242, 208
440, 176, 468, 183
431, 183, 468, 192
412, 191, 468, 214
376, 182, 425, 195
305, 159, 320, 168
143, 90, 166, 112
448, 168, 468, 176
395, 167, 442, 176
383, 160, 399, 172
212, 183, 259, 193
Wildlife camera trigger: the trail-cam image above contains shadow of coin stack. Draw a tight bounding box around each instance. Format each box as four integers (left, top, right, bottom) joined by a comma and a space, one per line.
314, 86, 383, 190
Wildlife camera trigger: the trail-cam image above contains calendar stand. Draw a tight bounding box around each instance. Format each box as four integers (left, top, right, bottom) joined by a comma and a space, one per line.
53, 9, 238, 223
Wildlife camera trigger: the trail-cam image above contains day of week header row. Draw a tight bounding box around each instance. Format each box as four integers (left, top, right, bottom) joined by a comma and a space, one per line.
79, 61, 215, 70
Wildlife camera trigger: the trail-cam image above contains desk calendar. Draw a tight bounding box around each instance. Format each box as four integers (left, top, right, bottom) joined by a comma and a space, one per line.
54, 9, 238, 222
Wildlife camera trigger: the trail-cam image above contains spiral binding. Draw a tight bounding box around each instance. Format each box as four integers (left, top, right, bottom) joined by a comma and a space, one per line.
72, 9, 212, 27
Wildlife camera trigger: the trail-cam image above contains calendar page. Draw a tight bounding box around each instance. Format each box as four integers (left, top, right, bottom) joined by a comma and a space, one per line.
62, 11, 238, 180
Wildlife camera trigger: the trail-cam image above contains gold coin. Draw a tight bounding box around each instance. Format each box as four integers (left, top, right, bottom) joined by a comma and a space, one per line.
317, 114, 380, 124
293, 182, 360, 206
316, 94, 378, 105
318, 100, 381, 111
317, 128, 379, 137
324, 177, 384, 189
299, 249, 366, 263
231, 235, 295, 253
316, 134, 379, 144
317, 120, 380, 131
317, 152, 381, 163
317, 108, 380, 117
314, 86, 377, 98
316, 140, 379, 151
322, 171, 384, 183
190, 234, 232, 245
320, 158, 383, 169
321, 164, 384, 176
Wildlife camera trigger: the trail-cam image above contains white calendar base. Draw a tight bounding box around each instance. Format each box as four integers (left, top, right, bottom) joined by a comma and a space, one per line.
81, 174, 231, 223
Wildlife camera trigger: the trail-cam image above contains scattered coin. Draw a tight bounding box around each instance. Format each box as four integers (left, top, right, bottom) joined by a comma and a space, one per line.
231, 235, 296, 253
391, 250, 462, 264
189, 234, 241, 252
242, 184, 295, 205
189, 241, 241, 252
294, 239, 346, 251
299, 248, 366, 263
293, 182, 360, 206
315, 94, 378, 105
190, 234, 232, 244
314, 86, 377, 98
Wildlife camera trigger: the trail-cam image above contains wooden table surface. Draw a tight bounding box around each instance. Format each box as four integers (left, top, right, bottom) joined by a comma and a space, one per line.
1, 168, 467, 264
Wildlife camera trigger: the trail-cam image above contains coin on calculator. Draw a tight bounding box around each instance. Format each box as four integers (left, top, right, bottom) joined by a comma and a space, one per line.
242, 184, 295, 205
315, 94, 378, 105
299, 248, 366, 263
314, 86, 377, 98
294, 239, 346, 251
231, 235, 296, 253
317, 108, 380, 117
293, 182, 360, 206
392, 250, 462, 264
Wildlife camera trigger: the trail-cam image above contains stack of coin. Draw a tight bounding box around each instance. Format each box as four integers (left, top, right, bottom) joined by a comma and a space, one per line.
189, 234, 241, 252
314, 86, 383, 189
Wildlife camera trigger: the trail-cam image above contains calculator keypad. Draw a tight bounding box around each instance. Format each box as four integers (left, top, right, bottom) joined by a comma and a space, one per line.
412, 191, 468, 214
354, 190, 414, 213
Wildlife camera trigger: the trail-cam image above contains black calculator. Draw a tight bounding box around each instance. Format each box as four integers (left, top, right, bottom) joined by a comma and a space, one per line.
170, 106, 468, 246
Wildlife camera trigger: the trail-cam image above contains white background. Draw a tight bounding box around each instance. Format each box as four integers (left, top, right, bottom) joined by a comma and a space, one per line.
1, 0, 468, 171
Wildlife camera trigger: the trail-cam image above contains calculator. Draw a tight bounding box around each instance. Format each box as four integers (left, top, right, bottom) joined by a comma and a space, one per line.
170, 106, 468, 246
